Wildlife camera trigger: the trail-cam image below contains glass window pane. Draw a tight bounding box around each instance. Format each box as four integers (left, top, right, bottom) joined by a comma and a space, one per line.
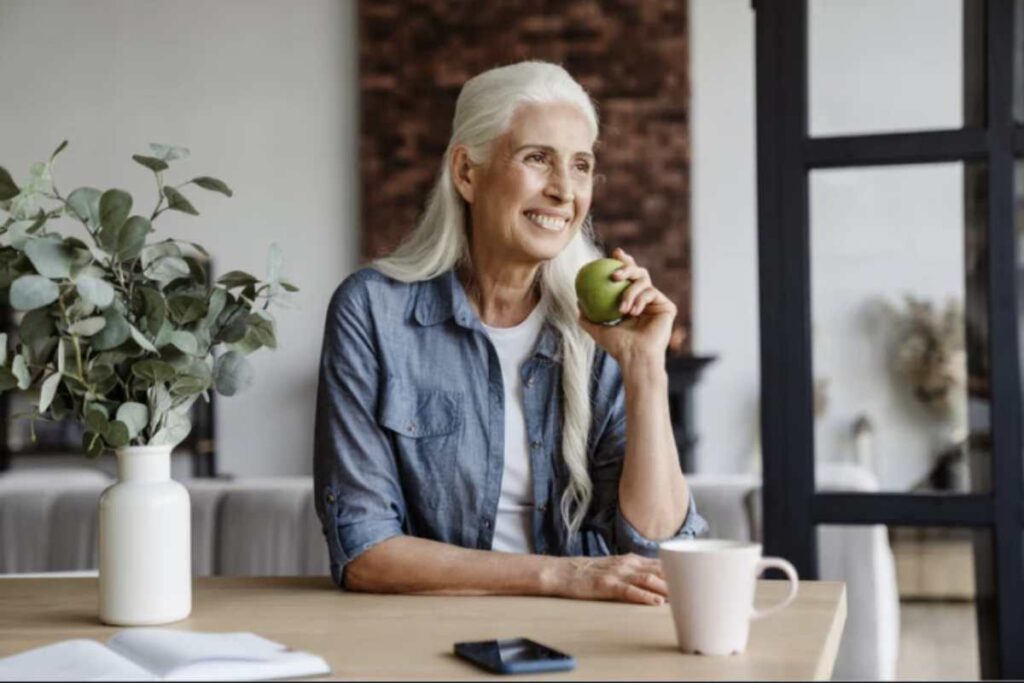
809, 0, 969, 137
810, 163, 990, 494
817, 524, 986, 680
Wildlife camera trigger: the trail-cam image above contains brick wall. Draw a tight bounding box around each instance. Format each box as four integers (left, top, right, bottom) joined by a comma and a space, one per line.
359, 0, 691, 352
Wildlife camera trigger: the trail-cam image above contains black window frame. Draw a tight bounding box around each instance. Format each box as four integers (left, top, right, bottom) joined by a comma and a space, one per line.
754, 0, 1024, 676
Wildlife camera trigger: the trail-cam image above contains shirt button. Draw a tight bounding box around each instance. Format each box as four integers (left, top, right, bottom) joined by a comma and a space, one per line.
530, 441, 542, 450
407, 421, 417, 432
525, 376, 535, 388
537, 502, 547, 512
482, 519, 491, 529
326, 493, 335, 503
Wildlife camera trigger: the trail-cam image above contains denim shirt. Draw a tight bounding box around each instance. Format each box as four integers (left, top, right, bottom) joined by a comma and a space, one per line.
313, 267, 708, 587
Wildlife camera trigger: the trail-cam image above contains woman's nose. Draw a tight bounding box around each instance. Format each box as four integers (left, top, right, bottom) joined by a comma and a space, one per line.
545, 166, 574, 202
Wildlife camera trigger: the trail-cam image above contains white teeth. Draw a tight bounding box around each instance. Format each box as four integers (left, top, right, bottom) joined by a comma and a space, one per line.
524, 212, 569, 231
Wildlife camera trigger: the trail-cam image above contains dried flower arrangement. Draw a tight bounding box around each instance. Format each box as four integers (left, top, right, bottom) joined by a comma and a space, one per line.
888, 295, 965, 419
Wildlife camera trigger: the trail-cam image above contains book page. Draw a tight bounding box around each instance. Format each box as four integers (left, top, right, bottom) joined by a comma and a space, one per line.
0, 639, 157, 681
107, 629, 329, 681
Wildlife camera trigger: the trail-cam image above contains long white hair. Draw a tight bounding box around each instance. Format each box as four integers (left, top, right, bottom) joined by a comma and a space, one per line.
372, 61, 602, 541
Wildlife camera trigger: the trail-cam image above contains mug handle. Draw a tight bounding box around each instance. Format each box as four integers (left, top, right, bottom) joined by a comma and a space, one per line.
750, 557, 799, 621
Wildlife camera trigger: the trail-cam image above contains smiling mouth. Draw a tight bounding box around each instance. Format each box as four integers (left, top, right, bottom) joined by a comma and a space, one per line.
523, 211, 571, 232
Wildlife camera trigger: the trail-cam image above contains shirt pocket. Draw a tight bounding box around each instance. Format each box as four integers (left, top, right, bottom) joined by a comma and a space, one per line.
378, 379, 463, 510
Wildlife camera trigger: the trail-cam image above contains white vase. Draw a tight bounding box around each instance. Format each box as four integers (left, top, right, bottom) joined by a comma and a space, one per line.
99, 444, 191, 625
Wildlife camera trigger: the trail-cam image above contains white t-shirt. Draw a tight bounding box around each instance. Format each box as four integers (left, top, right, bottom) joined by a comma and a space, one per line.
480, 302, 547, 554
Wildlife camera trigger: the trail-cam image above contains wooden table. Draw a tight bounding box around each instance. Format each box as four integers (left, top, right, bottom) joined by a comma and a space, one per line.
0, 577, 846, 680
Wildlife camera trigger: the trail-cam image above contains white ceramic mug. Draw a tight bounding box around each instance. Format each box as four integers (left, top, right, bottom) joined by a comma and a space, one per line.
658, 539, 799, 655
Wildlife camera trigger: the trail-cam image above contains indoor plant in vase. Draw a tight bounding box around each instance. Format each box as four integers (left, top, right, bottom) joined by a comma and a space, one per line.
0, 142, 296, 625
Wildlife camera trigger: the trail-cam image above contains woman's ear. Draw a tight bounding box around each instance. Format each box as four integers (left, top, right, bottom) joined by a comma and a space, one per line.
451, 145, 476, 204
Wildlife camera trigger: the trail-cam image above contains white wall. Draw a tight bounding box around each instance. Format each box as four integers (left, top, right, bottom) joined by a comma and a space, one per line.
691, 0, 966, 489
690, 0, 761, 475
0, 0, 360, 476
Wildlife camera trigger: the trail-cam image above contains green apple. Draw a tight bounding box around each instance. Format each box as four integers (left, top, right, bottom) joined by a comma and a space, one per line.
575, 258, 630, 324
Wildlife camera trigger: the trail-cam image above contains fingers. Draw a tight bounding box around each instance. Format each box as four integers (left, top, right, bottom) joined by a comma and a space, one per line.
615, 555, 667, 605
611, 247, 636, 266
618, 582, 665, 606
609, 248, 666, 317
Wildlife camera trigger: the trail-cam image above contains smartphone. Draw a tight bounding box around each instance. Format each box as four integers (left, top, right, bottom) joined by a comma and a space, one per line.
454, 637, 576, 675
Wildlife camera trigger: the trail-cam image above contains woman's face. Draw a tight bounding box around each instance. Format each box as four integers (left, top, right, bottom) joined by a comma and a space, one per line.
454, 101, 596, 266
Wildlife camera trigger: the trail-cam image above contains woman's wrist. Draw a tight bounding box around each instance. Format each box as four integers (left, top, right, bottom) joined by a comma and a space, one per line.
618, 351, 668, 387
535, 556, 566, 596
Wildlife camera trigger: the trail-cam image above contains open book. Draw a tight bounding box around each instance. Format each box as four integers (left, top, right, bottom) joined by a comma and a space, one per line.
0, 629, 331, 681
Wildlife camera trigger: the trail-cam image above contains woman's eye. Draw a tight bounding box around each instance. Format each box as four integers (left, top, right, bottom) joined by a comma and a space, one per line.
576, 162, 592, 173
526, 153, 546, 163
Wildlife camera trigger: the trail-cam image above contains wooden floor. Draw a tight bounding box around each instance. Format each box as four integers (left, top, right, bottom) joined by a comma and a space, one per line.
897, 601, 979, 680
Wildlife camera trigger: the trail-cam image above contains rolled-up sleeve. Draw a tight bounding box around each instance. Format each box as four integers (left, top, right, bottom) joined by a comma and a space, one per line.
585, 351, 708, 557
313, 275, 405, 588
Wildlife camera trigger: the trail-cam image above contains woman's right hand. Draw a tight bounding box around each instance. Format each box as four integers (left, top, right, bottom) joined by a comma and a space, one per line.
543, 553, 669, 606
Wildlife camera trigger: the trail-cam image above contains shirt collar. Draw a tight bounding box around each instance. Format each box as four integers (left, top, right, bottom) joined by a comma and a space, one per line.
413, 270, 563, 363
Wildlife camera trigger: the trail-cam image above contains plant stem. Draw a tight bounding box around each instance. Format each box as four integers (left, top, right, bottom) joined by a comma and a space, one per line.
150, 171, 165, 220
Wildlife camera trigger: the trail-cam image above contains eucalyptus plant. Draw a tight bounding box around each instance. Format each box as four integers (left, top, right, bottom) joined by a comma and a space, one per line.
0, 142, 296, 456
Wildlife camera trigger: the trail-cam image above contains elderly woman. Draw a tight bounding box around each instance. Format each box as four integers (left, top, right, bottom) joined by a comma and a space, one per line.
314, 61, 706, 606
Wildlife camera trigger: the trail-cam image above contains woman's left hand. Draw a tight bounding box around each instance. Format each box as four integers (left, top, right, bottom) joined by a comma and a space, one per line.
576, 248, 676, 367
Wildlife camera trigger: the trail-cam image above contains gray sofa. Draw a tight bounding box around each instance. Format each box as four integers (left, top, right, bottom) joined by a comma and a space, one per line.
0, 464, 897, 679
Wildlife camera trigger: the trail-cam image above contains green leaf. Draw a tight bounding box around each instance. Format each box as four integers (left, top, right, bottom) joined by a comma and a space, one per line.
204, 288, 227, 326
83, 431, 105, 458
215, 304, 248, 343
149, 143, 190, 162
251, 315, 277, 349
184, 256, 207, 285
87, 363, 114, 386
105, 420, 131, 448
25, 209, 49, 234
85, 408, 109, 434
131, 359, 176, 384
38, 372, 61, 413
217, 270, 259, 289
170, 374, 208, 396
147, 256, 191, 286
148, 384, 173, 432
190, 176, 233, 197
0, 166, 19, 201
76, 275, 115, 309
167, 293, 207, 324
133, 287, 166, 336
11, 355, 30, 390
99, 189, 132, 236
0, 333, 6, 366
154, 318, 175, 348
186, 242, 209, 257
150, 407, 191, 446
116, 402, 149, 439
213, 351, 253, 396
90, 309, 130, 351
68, 316, 106, 336
131, 155, 168, 172
140, 241, 182, 269
66, 187, 102, 227
115, 216, 150, 261
20, 309, 54, 344
168, 330, 198, 355
280, 280, 298, 292
162, 187, 198, 216
49, 140, 69, 163
128, 323, 157, 352
0, 367, 17, 392
56, 338, 66, 374
24, 238, 73, 279
26, 337, 57, 369
10, 274, 59, 310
